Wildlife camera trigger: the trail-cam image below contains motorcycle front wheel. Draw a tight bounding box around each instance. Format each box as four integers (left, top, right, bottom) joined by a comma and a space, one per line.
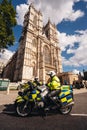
60, 106, 72, 115
16, 101, 32, 117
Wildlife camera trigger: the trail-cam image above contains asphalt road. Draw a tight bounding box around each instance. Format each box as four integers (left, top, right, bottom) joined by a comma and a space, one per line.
0, 92, 87, 130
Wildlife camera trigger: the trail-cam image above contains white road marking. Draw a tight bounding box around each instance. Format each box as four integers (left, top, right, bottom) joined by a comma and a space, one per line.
71, 113, 87, 116
0, 111, 15, 114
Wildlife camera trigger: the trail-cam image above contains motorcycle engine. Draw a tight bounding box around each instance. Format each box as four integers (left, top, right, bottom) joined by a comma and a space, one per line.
37, 85, 48, 98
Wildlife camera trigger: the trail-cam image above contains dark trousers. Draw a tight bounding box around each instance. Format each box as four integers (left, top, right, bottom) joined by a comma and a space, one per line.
48, 89, 61, 98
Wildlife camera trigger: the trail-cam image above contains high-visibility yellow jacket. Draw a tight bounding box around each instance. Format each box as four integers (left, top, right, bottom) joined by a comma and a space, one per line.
33, 81, 42, 87
47, 76, 61, 90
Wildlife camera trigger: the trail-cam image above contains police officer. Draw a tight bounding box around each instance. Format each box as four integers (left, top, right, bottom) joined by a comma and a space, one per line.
47, 71, 61, 98
33, 77, 42, 87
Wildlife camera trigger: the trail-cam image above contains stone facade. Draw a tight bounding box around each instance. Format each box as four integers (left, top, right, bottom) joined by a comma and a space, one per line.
3, 4, 62, 83
58, 72, 79, 85
3, 51, 18, 81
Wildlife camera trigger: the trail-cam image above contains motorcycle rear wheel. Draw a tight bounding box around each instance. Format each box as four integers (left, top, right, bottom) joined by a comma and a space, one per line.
60, 106, 72, 115
16, 101, 32, 117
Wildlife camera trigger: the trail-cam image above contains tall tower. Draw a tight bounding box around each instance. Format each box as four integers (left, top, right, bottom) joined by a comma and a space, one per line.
42, 19, 62, 81
14, 4, 43, 82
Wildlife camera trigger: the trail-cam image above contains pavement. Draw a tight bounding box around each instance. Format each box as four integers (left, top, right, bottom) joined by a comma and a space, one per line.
0, 88, 87, 106
73, 87, 87, 94
0, 90, 18, 106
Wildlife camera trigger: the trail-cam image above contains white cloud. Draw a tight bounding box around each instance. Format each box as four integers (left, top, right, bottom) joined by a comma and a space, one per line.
58, 31, 78, 51
59, 30, 87, 67
16, 0, 84, 26
73, 69, 79, 74
16, 4, 28, 25
0, 49, 14, 65
65, 10, 84, 21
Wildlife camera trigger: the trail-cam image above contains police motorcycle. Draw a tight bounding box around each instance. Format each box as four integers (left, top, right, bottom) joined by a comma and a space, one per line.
15, 81, 74, 117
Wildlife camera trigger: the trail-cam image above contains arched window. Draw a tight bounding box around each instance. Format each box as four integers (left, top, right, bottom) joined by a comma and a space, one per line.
32, 62, 36, 76
43, 45, 51, 64
32, 38, 37, 47
53, 58, 56, 67
33, 15, 37, 25
45, 30, 48, 38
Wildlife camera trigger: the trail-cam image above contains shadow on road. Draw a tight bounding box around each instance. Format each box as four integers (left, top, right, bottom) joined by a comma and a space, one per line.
2, 103, 61, 118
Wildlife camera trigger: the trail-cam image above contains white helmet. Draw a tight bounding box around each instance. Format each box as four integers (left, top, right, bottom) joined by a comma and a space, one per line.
47, 71, 56, 77
34, 77, 39, 81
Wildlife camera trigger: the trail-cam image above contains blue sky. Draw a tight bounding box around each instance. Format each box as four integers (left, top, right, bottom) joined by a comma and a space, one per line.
1, 0, 87, 74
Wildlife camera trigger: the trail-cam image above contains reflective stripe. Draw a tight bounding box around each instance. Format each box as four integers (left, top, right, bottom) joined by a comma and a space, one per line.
16, 99, 24, 103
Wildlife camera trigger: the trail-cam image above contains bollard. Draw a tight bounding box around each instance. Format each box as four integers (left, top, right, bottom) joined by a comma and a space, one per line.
7, 85, 10, 95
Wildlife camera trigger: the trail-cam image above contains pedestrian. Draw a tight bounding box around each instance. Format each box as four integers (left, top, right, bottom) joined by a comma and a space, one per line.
84, 81, 87, 89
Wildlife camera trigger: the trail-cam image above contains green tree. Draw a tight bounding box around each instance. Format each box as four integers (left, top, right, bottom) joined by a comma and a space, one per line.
0, 0, 17, 51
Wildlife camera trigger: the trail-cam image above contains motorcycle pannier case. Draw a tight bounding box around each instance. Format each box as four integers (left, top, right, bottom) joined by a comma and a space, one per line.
59, 90, 73, 106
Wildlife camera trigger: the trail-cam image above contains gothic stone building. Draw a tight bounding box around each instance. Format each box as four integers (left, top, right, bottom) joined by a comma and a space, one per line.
3, 4, 62, 83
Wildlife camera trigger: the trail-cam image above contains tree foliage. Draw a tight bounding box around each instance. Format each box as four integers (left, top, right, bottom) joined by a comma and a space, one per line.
0, 0, 17, 51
